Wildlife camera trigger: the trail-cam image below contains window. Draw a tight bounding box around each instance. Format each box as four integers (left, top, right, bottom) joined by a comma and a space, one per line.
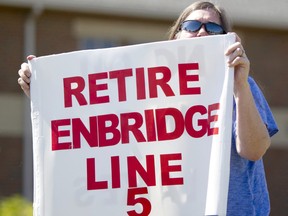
79, 38, 121, 49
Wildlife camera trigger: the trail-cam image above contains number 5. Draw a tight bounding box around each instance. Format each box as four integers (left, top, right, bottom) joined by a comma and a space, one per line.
127, 187, 152, 216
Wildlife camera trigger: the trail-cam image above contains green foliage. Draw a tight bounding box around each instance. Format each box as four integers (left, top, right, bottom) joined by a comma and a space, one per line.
0, 195, 33, 216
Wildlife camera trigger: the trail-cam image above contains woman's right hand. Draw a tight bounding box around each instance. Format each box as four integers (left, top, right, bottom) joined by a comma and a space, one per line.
17, 55, 35, 98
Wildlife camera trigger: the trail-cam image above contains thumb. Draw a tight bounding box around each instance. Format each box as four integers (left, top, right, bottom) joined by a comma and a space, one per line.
27, 55, 36, 61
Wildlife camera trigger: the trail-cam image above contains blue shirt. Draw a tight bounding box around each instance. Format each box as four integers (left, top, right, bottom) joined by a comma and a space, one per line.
227, 77, 278, 216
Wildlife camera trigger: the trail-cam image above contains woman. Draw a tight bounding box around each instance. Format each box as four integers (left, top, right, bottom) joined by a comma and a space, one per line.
18, 1, 278, 215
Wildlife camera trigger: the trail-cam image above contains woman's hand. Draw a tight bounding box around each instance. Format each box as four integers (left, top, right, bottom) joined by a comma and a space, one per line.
225, 33, 270, 161
225, 33, 250, 96
17, 55, 35, 98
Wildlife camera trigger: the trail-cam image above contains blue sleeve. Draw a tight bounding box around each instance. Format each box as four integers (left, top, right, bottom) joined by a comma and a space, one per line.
248, 77, 279, 137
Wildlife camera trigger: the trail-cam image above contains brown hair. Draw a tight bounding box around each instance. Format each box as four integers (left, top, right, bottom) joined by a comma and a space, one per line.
167, 1, 231, 40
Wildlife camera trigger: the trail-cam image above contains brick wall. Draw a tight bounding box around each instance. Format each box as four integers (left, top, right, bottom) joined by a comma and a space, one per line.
235, 27, 288, 107
0, 137, 23, 197
0, 7, 26, 93
0, 7, 26, 199
36, 10, 78, 56
264, 148, 288, 215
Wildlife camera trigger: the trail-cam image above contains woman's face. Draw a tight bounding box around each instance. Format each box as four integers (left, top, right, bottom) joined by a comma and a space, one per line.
177, 9, 222, 39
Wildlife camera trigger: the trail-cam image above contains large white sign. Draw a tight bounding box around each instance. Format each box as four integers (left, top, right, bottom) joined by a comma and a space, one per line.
30, 35, 235, 216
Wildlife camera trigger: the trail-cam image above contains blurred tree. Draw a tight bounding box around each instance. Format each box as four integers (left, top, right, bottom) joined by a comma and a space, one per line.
0, 195, 32, 216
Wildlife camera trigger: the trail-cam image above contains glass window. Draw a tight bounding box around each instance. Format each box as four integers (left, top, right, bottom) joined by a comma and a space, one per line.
79, 38, 122, 49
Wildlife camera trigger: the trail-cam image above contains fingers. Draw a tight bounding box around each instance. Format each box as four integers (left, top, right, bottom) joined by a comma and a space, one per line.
18, 63, 31, 84
225, 41, 244, 56
27, 55, 36, 61
225, 40, 248, 67
227, 49, 246, 66
228, 54, 249, 69
18, 56, 35, 98
18, 55, 35, 82
18, 76, 30, 97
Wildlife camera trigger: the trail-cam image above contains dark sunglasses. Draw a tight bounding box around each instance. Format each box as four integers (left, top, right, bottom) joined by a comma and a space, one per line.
179, 20, 226, 35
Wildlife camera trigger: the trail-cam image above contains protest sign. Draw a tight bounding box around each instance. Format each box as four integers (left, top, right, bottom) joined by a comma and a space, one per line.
30, 34, 235, 216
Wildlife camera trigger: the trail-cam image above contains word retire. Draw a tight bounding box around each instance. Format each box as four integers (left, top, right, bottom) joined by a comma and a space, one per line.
63, 63, 201, 107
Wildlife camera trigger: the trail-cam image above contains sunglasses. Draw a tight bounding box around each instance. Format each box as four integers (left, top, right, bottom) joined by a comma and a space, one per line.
179, 20, 226, 35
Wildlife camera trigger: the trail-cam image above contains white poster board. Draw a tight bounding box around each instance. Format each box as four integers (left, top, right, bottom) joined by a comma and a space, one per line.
30, 34, 235, 216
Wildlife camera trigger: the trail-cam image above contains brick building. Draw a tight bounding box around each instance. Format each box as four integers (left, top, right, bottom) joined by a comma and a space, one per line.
0, 0, 287, 215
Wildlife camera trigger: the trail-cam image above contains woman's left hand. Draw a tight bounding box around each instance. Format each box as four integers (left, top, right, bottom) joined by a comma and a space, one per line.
225, 33, 250, 95
225, 33, 271, 161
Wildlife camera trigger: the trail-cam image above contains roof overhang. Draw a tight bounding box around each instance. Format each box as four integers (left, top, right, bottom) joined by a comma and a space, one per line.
1, 0, 288, 30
